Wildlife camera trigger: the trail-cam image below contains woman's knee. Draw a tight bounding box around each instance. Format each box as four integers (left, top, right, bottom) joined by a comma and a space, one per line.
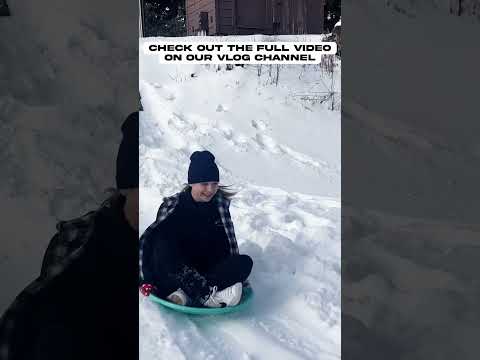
239, 254, 253, 273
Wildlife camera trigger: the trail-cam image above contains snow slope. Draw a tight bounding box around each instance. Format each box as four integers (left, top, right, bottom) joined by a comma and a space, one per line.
0, 0, 137, 314
342, 1, 480, 358
139, 37, 341, 360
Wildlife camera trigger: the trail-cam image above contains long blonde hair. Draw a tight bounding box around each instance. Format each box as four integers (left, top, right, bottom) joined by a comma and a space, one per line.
182, 184, 237, 200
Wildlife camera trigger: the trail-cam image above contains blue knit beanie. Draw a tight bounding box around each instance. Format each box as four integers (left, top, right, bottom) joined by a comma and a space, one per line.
188, 151, 219, 184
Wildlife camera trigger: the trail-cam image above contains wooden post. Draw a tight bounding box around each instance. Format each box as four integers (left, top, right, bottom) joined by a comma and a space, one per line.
233, 0, 238, 34
215, 0, 220, 35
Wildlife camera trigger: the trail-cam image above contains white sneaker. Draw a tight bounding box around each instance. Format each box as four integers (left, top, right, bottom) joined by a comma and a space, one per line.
166, 288, 189, 306
203, 282, 243, 308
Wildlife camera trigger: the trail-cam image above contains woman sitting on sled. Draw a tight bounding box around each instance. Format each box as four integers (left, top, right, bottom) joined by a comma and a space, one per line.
139, 150, 253, 308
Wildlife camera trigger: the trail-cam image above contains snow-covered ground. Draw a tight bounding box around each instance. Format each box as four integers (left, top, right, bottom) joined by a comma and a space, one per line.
139, 36, 341, 360
342, 1, 480, 358
0, 0, 137, 314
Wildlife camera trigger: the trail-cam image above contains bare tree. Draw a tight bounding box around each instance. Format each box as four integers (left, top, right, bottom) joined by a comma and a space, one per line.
275, 65, 281, 86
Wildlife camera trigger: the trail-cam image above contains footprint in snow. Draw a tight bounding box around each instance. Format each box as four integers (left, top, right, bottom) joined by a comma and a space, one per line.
254, 134, 282, 154
220, 127, 233, 140
251, 119, 269, 131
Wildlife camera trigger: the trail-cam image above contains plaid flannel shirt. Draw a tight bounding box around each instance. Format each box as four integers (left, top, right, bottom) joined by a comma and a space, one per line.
139, 191, 240, 282
0, 210, 97, 360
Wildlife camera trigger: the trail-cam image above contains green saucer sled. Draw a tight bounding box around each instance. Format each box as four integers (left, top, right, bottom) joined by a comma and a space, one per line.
150, 287, 254, 315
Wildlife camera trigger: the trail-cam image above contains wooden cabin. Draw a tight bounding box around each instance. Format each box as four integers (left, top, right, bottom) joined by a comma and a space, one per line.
186, 0, 325, 36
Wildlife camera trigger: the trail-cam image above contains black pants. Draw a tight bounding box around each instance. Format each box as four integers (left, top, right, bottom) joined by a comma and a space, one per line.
161, 254, 253, 306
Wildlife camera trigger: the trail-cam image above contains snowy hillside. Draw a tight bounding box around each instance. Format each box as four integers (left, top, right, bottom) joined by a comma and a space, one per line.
139, 36, 341, 360
344, 0, 480, 220
343, 1, 480, 358
0, 0, 137, 314
384, 0, 480, 20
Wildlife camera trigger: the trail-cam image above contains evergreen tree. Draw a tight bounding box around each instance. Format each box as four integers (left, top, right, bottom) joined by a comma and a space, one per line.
0, 0, 11, 16
144, 0, 186, 37
324, 0, 341, 32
